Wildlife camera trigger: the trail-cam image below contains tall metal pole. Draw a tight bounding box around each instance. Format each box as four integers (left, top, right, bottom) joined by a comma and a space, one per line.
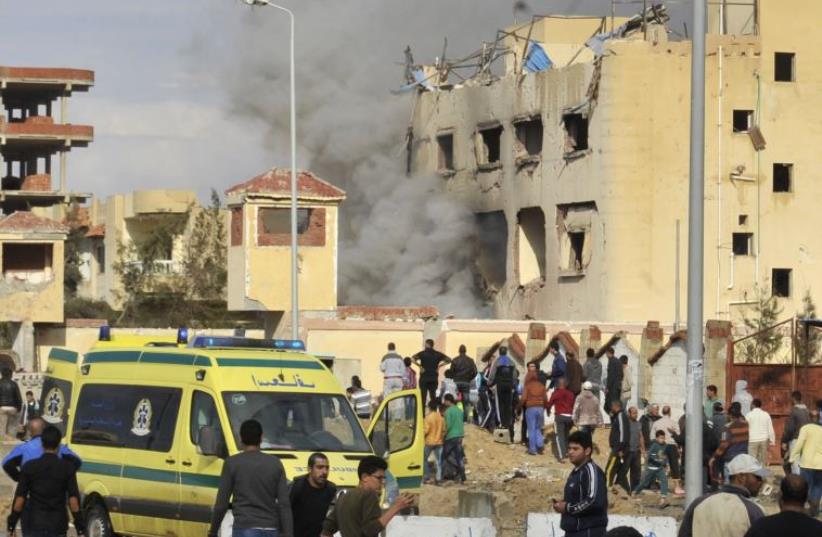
243, 1, 300, 340
685, 0, 707, 508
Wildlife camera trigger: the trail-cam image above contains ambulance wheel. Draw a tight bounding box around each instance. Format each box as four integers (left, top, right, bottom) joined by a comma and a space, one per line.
86, 501, 115, 537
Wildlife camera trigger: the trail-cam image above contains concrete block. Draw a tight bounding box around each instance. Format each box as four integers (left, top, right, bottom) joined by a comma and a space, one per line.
457, 490, 496, 518
387, 516, 496, 537
527, 513, 677, 537
493, 428, 512, 444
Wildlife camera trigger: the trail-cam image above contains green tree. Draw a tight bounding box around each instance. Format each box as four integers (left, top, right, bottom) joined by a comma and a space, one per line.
740, 286, 784, 364
181, 189, 227, 301
796, 289, 821, 366
63, 204, 86, 297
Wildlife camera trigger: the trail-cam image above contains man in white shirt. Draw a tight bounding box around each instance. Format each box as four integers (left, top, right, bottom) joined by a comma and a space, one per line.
651, 405, 684, 495
380, 343, 406, 399
746, 398, 775, 469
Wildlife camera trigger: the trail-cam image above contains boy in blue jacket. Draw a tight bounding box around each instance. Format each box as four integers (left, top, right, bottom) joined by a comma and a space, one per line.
632, 429, 670, 507
553, 430, 608, 537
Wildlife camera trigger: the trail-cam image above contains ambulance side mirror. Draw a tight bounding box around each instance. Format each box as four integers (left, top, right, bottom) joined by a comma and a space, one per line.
199, 426, 227, 458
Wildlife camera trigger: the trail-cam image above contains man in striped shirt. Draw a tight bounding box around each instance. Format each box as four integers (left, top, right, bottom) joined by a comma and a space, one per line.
554, 430, 608, 537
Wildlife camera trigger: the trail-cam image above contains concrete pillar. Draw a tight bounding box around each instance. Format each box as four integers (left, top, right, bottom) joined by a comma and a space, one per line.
525, 322, 546, 361
704, 320, 732, 400
639, 321, 665, 403
59, 149, 67, 192
11, 321, 34, 372
579, 325, 602, 355
262, 311, 285, 339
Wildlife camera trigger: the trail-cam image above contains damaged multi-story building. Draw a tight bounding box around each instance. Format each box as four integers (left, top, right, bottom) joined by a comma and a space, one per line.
409, 1, 819, 324
0, 65, 94, 369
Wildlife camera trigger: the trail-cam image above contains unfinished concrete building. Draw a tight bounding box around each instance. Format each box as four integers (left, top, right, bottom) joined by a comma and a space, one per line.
409, 1, 820, 324
0, 66, 94, 369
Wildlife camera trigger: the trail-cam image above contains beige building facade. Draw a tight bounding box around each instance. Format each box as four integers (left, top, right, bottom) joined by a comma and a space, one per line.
75, 189, 198, 306
410, 1, 816, 325
225, 168, 345, 329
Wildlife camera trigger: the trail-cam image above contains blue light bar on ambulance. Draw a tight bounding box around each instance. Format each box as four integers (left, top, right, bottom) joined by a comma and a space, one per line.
189, 336, 306, 351
177, 327, 189, 344
99, 325, 111, 341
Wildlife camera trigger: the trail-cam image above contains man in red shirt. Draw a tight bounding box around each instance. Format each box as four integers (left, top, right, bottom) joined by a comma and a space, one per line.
547, 378, 575, 462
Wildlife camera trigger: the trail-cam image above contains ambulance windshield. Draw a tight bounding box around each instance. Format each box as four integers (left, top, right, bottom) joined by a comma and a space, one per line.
222, 392, 372, 453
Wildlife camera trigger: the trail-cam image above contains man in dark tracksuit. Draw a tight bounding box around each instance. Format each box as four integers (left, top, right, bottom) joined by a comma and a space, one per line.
554, 430, 608, 537
605, 400, 630, 495
489, 348, 517, 443
449, 345, 478, 422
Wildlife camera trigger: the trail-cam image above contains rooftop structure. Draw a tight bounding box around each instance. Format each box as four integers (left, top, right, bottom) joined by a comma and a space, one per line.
225, 168, 346, 335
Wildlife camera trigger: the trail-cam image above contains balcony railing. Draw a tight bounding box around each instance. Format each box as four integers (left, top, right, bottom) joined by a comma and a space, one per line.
124, 260, 181, 275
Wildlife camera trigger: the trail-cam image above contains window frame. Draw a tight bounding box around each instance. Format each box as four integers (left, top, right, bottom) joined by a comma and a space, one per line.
71, 384, 182, 453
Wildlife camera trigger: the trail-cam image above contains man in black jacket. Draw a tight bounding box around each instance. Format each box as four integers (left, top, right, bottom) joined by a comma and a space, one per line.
0, 367, 22, 441
606, 400, 630, 495
554, 430, 608, 537
291, 452, 337, 537
449, 345, 477, 422
413, 340, 451, 409
604, 348, 623, 412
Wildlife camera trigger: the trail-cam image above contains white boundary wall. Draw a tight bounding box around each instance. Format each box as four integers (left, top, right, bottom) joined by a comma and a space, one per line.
386, 516, 496, 537
527, 513, 677, 537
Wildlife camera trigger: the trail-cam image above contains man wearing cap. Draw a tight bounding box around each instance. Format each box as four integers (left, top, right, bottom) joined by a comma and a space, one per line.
678, 453, 767, 537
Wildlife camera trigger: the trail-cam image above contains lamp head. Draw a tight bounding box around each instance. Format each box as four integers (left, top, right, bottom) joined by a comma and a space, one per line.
241, 0, 267, 5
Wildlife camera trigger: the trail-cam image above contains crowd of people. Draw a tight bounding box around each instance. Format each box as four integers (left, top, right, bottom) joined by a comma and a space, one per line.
376, 339, 822, 536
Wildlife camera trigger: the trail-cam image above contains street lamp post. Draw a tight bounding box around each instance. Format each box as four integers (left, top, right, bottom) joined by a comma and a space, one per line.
241, 0, 300, 341
685, 0, 707, 507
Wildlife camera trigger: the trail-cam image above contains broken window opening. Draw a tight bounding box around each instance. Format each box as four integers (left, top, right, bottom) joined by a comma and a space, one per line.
772, 268, 792, 298
2, 243, 53, 284
732, 233, 753, 256
515, 118, 543, 157
732, 110, 753, 133
773, 163, 792, 193
557, 202, 596, 276
563, 113, 589, 155
516, 207, 546, 284
259, 207, 311, 236
738, 214, 748, 226
437, 133, 455, 172
774, 52, 795, 82
477, 125, 503, 168
475, 211, 508, 293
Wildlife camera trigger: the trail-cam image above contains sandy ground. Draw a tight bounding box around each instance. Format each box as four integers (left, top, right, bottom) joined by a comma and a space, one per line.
418, 424, 780, 536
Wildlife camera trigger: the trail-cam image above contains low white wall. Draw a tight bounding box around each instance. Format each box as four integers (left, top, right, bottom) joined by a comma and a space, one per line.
527, 513, 677, 537
386, 516, 496, 537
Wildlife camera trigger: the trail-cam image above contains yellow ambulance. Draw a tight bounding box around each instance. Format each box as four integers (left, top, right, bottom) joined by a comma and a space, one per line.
42, 333, 423, 537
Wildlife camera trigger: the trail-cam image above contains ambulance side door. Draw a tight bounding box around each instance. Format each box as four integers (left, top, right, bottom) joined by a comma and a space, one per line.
179, 387, 229, 537
366, 389, 424, 494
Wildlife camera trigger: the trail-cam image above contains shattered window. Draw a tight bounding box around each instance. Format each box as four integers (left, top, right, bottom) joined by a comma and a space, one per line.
563, 113, 589, 154
437, 132, 455, 172
477, 125, 503, 167
514, 118, 543, 157
557, 202, 596, 275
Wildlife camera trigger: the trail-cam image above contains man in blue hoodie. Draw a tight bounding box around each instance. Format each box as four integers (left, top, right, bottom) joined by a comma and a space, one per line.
554, 430, 608, 537
2, 417, 81, 481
